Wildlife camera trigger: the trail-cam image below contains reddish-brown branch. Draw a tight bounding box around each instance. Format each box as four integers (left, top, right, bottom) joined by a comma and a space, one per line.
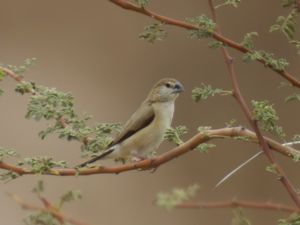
207, 0, 300, 208
177, 199, 300, 213
0, 66, 91, 143
108, 0, 300, 88
9, 193, 88, 225
0, 127, 299, 176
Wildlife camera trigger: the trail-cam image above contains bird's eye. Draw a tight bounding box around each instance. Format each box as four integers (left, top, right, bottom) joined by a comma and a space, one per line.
165, 83, 171, 88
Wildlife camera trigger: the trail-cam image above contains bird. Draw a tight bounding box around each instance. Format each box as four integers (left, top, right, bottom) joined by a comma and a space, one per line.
77, 78, 184, 168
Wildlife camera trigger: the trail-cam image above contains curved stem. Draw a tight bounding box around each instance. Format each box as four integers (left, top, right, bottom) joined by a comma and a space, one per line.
108, 0, 300, 88
207, 0, 300, 208
177, 199, 300, 213
1, 127, 299, 176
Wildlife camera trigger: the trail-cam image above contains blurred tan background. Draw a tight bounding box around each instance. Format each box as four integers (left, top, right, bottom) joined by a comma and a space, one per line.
0, 0, 300, 224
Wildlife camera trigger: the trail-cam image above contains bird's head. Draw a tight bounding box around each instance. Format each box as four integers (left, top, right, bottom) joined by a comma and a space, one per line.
147, 78, 184, 103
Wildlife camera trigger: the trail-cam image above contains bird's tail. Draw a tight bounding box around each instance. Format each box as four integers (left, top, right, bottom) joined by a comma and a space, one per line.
76, 148, 115, 168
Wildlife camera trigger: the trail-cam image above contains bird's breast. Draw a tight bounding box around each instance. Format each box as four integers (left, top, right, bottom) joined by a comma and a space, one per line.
116, 101, 175, 158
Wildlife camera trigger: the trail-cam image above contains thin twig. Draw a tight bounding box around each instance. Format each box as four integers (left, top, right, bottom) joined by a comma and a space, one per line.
177, 199, 300, 213
108, 0, 300, 88
0, 66, 90, 143
9, 193, 88, 225
207, 0, 300, 208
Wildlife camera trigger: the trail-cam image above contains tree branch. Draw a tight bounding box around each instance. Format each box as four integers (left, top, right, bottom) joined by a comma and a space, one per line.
9, 193, 88, 225
108, 0, 300, 88
177, 199, 300, 213
207, 0, 300, 208
0, 66, 90, 144
0, 127, 299, 176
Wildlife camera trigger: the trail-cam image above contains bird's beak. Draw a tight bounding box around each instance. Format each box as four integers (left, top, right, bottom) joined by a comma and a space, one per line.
173, 81, 184, 93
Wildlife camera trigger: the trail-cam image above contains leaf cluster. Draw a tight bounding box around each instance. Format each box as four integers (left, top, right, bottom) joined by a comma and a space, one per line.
195, 143, 216, 153
24, 181, 82, 225
187, 15, 216, 39
278, 213, 300, 225
17, 157, 67, 174
265, 164, 278, 174
24, 212, 62, 225
0, 147, 17, 161
15, 81, 35, 95
243, 50, 289, 72
20, 81, 121, 157
270, 2, 300, 54
139, 23, 167, 43
240, 32, 258, 49
270, 9, 298, 40
208, 40, 226, 49
26, 85, 74, 121
215, 0, 242, 9
0, 69, 5, 95
1, 58, 36, 75
0, 171, 19, 182
192, 83, 232, 102
285, 93, 300, 102
134, 0, 150, 7
232, 209, 251, 225
251, 100, 285, 139
165, 125, 187, 146
282, 0, 297, 7
156, 184, 199, 210
80, 123, 121, 156
58, 190, 82, 209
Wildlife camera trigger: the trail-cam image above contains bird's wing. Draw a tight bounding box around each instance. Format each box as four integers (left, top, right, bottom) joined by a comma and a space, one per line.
108, 101, 155, 147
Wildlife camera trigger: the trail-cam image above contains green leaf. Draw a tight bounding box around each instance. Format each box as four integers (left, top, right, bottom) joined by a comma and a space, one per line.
0, 147, 17, 161
187, 15, 216, 39
270, 9, 297, 40
25, 86, 75, 121
278, 213, 300, 225
292, 152, 300, 162
233, 136, 251, 142
282, 0, 297, 8
80, 123, 121, 156
290, 40, 300, 55
0, 171, 19, 182
32, 180, 44, 195
285, 93, 300, 102
252, 100, 286, 139
197, 126, 212, 133
243, 50, 289, 71
208, 40, 226, 49
58, 190, 82, 209
292, 134, 300, 142
164, 126, 188, 146
216, 0, 242, 9
156, 184, 200, 210
139, 23, 167, 43
192, 84, 232, 102
5, 58, 37, 75
232, 209, 251, 225
195, 143, 216, 153
241, 32, 258, 49
225, 119, 237, 127
134, 0, 150, 7
265, 164, 278, 174
0, 69, 5, 80
24, 212, 61, 225
15, 82, 34, 95
17, 157, 67, 174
